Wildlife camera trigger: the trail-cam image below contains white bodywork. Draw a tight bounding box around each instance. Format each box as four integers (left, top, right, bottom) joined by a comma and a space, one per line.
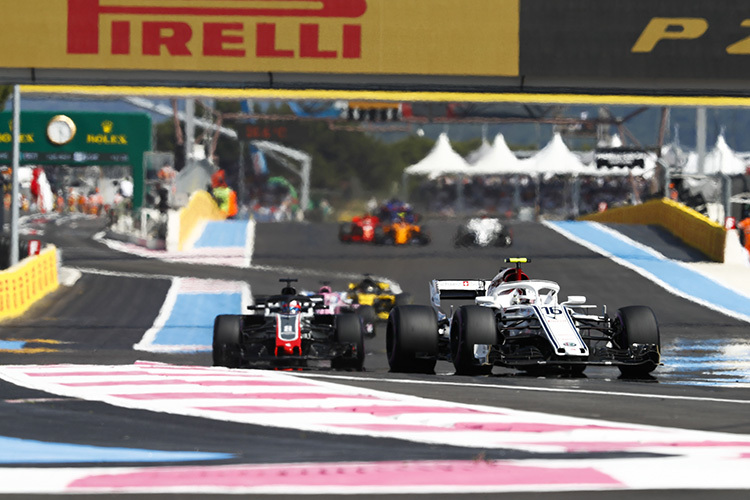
466, 218, 505, 246
430, 271, 591, 358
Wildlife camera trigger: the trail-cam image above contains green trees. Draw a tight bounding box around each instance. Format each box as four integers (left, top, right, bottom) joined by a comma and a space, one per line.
0, 86, 12, 110
152, 101, 500, 207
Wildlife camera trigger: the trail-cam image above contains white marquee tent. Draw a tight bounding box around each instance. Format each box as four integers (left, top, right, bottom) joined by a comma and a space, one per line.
465, 138, 492, 165
404, 132, 470, 179
683, 134, 747, 176
522, 132, 587, 177
470, 133, 526, 175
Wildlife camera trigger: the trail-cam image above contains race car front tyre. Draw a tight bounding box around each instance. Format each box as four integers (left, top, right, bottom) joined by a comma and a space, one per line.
213, 314, 243, 368
332, 313, 365, 371
615, 305, 661, 378
386, 305, 438, 374
451, 305, 496, 376
357, 305, 378, 337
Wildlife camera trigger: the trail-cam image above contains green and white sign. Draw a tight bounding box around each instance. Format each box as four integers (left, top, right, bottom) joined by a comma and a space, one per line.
0, 111, 152, 209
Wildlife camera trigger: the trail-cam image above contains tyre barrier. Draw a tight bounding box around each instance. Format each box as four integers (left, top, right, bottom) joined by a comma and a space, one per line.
0, 245, 59, 320
579, 197, 726, 262
0, 236, 39, 270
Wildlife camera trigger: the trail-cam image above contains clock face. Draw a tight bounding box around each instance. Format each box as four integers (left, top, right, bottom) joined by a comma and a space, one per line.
47, 115, 76, 145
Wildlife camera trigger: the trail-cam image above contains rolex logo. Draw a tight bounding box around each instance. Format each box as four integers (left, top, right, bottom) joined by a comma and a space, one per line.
2, 119, 34, 144
87, 119, 128, 145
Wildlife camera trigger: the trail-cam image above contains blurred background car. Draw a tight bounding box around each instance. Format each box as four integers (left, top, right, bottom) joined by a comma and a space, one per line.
454, 216, 513, 248
347, 274, 412, 321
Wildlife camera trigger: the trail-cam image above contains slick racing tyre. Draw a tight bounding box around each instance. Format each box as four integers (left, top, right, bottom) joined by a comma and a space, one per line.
213, 315, 243, 368
454, 226, 473, 247
416, 227, 431, 245
410, 227, 430, 245
357, 305, 378, 337
386, 305, 438, 374
373, 226, 387, 245
332, 313, 365, 371
450, 305, 497, 376
495, 232, 512, 247
615, 306, 660, 378
338, 223, 352, 242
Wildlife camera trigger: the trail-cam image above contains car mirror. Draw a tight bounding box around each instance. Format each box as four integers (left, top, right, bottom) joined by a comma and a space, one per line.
475, 296, 494, 306
563, 296, 586, 305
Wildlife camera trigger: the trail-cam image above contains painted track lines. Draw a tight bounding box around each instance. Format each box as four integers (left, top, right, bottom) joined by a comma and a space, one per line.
0, 361, 748, 454
96, 218, 255, 268
2, 362, 750, 493
134, 277, 251, 353
66, 460, 624, 492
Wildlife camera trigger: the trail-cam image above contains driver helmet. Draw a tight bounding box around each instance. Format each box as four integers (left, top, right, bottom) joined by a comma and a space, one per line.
359, 280, 378, 293
499, 267, 529, 282
282, 300, 301, 315
512, 289, 534, 304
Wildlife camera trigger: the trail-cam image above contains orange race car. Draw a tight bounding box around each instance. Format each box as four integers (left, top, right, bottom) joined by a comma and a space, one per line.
373, 204, 430, 246
374, 217, 430, 245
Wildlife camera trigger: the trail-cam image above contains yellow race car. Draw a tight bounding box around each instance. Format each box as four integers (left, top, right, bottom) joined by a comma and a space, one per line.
347, 275, 412, 321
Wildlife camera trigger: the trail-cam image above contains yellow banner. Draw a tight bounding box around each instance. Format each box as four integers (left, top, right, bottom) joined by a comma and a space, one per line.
0, 0, 518, 77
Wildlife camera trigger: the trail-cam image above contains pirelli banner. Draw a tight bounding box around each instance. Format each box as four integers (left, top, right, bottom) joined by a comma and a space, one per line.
0, 0, 518, 77
0, 0, 748, 93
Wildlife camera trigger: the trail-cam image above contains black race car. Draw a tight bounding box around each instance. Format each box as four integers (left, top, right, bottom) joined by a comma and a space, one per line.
213, 279, 365, 370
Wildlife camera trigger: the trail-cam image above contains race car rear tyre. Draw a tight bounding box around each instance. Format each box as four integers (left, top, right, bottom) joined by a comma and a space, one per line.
357, 305, 378, 337
495, 233, 512, 247
415, 228, 431, 245
338, 223, 352, 242
451, 305, 496, 376
213, 315, 243, 368
394, 292, 413, 307
454, 226, 472, 247
386, 305, 438, 374
373, 226, 386, 245
615, 306, 660, 378
332, 313, 365, 371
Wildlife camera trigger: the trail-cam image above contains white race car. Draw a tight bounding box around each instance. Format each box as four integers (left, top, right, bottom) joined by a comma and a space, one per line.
454, 217, 512, 247
386, 258, 660, 377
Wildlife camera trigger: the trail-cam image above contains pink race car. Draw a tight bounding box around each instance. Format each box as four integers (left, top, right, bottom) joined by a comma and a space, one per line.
311, 284, 377, 337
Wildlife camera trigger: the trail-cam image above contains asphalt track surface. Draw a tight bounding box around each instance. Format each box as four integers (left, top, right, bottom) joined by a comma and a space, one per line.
1, 215, 750, 498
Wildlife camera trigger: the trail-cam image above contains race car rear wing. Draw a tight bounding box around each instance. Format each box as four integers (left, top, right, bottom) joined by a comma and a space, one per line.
248, 295, 323, 313
430, 279, 490, 306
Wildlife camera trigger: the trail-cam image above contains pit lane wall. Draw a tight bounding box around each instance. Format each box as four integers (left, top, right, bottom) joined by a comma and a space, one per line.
579, 198, 727, 262
173, 190, 226, 251
0, 246, 59, 320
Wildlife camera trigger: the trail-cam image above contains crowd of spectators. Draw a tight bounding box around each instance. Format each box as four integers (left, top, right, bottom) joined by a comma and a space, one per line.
243, 177, 300, 222
410, 173, 646, 219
